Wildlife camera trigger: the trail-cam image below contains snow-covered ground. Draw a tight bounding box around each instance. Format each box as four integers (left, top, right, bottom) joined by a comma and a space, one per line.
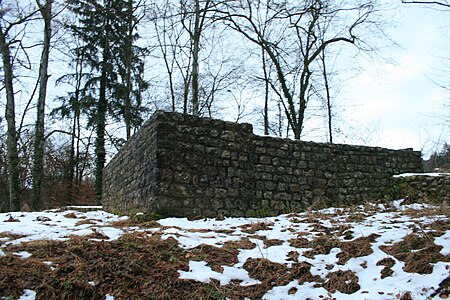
393, 173, 450, 177
1, 200, 449, 300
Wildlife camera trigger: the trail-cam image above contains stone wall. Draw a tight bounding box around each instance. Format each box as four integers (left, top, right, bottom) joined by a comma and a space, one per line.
389, 174, 450, 203
103, 111, 422, 217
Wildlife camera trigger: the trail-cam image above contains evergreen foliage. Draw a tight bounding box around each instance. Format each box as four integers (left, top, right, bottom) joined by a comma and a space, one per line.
424, 143, 450, 172
65, 0, 149, 204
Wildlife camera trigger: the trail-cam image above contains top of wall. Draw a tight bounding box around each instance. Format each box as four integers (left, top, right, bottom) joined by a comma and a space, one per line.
103, 110, 423, 217
142, 110, 420, 155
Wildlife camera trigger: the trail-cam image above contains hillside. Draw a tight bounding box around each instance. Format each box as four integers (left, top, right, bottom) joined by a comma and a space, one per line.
0, 200, 449, 300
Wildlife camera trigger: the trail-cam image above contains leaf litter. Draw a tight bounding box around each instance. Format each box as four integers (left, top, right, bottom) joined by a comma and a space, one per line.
0, 199, 448, 299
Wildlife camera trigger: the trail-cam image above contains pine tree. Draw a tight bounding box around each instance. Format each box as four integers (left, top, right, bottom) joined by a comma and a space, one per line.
52, 43, 92, 203
109, 0, 149, 140
66, 0, 149, 204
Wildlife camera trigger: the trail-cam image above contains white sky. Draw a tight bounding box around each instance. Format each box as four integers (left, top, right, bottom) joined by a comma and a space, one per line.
3, 1, 449, 159
341, 2, 449, 156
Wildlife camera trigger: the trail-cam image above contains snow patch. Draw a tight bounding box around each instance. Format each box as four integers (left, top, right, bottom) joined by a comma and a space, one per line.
393, 173, 450, 177
178, 261, 260, 286
18, 289, 36, 300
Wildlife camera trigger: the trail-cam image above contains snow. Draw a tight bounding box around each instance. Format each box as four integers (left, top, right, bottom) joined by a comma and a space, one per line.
161, 204, 450, 300
435, 231, 450, 255
393, 173, 450, 177
12, 251, 33, 259
18, 290, 36, 300
0, 209, 127, 246
0, 202, 449, 300
179, 261, 260, 286
67, 205, 103, 209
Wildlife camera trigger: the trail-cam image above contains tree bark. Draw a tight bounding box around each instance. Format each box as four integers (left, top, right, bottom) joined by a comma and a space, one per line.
124, 0, 133, 140
262, 47, 269, 135
321, 51, 333, 143
95, 43, 108, 206
0, 29, 21, 212
95, 5, 110, 206
191, 0, 201, 116
32, 0, 52, 210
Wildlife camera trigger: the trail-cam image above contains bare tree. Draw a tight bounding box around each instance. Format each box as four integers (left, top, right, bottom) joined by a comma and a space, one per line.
401, 1, 450, 8
219, 0, 382, 140
32, 0, 54, 210
180, 0, 214, 116
319, 50, 333, 143
151, 0, 243, 117
153, 0, 180, 112
403, 0, 449, 152
0, 2, 39, 211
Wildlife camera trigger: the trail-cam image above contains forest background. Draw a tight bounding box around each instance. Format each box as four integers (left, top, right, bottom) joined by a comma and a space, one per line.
0, 0, 449, 212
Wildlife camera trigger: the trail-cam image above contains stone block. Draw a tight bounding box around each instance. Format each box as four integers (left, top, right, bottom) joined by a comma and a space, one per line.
260, 156, 271, 164
103, 110, 422, 217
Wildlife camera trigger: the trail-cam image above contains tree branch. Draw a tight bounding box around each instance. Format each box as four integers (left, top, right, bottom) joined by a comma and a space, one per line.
401, 1, 450, 8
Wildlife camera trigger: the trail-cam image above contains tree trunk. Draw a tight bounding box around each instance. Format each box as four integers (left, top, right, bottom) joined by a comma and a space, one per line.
124, 0, 133, 140
191, 0, 201, 116
262, 47, 269, 135
263, 43, 298, 138
68, 52, 84, 203
0, 29, 21, 212
183, 74, 190, 114
321, 52, 333, 143
95, 48, 108, 206
32, 0, 52, 210
297, 53, 313, 140
67, 111, 76, 203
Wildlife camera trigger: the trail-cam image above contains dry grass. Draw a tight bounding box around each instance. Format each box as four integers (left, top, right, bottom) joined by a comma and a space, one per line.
336, 234, 380, 265
110, 219, 161, 229
344, 212, 368, 222
263, 238, 284, 248
63, 212, 79, 219
187, 244, 239, 272
80, 228, 111, 240
287, 251, 300, 262
302, 235, 341, 258
402, 205, 450, 218
3, 215, 20, 222
290, 262, 323, 285
6, 239, 70, 261
424, 219, 450, 234
1, 200, 449, 299
380, 233, 450, 274
223, 237, 256, 250
240, 222, 273, 234
74, 219, 99, 226
0, 234, 230, 300
289, 236, 309, 248
376, 257, 396, 279
0, 232, 28, 244
243, 258, 290, 286
323, 270, 360, 294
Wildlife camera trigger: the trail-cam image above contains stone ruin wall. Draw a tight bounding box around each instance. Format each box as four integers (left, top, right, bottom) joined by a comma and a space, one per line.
102, 111, 423, 217
391, 174, 450, 204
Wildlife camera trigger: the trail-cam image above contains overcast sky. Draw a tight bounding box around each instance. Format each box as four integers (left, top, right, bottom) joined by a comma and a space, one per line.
340, 2, 449, 156
4, 1, 449, 159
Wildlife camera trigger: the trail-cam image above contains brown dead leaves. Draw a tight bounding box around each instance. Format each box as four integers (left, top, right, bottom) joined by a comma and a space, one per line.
337, 234, 380, 265
381, 233, 450, 274
0, 234, 215, 300
323, 270, 360, 294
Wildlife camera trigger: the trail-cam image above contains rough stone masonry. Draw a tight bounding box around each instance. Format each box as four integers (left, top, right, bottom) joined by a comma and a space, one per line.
102, 111, 422, 217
